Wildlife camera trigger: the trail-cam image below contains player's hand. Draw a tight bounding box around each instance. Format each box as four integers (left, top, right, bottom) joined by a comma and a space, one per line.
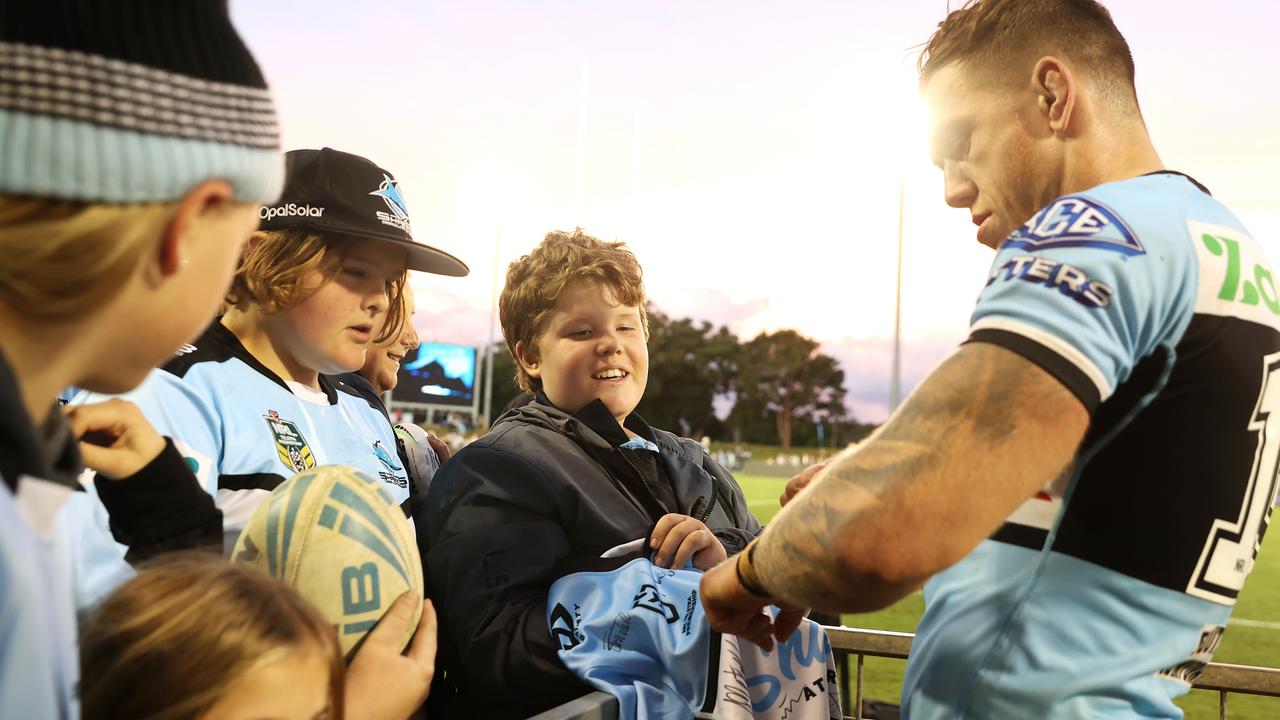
346, 593, 437, 720
426, 432, 451, 463
699, 556, 806, 652
780, 461, 828, 507
64, 399, 167, 480
650, 513, 727, 570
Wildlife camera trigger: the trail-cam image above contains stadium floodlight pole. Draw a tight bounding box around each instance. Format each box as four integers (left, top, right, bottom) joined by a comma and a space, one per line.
890, 173, 905, 413
483, 225, 501, 428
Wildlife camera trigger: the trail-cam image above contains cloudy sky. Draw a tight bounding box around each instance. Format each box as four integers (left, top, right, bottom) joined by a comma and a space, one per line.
232, 0, 1279, 421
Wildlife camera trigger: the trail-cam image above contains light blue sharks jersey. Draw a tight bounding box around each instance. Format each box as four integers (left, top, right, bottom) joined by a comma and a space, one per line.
902, 173, 1280, 719
548, 553, 840, 720
74, 322, 410, 551
0, 478, 77, 720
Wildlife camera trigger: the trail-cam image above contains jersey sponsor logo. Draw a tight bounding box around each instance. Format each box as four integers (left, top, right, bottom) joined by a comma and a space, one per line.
369, 174, 410, 232
986, 254, 1116, 309
550, 602, 584, 651
720, 621, 837, 715
1193, 220, 1280, 329
259, 202, 325, 221
263, 410, 317, 473
175, 343, 197, 356
1003, 196, 1143, 255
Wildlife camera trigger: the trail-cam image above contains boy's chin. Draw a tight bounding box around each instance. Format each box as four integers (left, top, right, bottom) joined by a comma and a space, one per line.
600, 398, 640, 423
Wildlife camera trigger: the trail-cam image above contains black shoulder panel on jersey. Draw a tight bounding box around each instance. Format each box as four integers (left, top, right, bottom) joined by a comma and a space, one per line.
966, 328, 1102, 412
161, 321, 292, 394
329, 372, 388, 416
1052, 313, 1280, 598
218, 472, 286, 492
990, 522, 1048, 551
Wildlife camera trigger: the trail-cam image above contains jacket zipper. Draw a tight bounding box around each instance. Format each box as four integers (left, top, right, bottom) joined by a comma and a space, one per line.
697, 490, 716, 523
619, 449, 665, 522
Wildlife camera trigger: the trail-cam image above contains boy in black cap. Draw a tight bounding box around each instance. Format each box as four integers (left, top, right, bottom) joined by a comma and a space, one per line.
75, 147, 468, 547
72, 147, 465, 718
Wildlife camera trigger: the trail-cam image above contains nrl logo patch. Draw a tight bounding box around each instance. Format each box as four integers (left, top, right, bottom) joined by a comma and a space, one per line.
1003, 195, 1144, 256
264, 409, 316, 473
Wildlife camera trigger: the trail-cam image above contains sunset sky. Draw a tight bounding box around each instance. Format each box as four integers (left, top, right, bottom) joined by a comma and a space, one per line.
232, 0, 1279, 421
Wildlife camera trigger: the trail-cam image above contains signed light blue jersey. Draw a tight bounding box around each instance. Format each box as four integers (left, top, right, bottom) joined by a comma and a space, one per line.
548, 553, 840, 720
902, 172, 1280, 719
74, 321, 410, 550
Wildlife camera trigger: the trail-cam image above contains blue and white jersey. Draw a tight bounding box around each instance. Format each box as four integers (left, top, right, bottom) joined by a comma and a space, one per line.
902, 172, 1280, 719
548, 552, 840, 720
74, 321, 410, 550
0, 477, 78, 720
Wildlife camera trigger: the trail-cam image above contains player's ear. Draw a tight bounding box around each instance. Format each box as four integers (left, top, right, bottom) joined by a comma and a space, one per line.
1032, 56, 1076, 135
154, 180, 237, 278
514, 340, 540, 379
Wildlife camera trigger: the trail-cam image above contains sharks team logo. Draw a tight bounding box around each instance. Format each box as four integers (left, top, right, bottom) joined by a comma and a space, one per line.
264, 409, 316, 473
369, 174, 410, 232
372, 439, 408, 489
373, 440, 403, 473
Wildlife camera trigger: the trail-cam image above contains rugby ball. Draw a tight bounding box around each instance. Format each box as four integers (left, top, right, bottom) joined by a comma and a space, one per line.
232, 465, 424, 657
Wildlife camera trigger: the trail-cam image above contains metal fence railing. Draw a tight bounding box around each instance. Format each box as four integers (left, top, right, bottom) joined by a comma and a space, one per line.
826, 626, 1280, 720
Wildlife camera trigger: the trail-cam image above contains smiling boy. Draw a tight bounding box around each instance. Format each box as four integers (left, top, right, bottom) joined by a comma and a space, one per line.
420, 229, 762, 718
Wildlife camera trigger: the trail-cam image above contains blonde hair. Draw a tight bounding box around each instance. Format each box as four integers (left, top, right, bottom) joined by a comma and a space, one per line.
918, 0, 1139, 112
0, 195, 174, 320
79, 556, 345, 720
499, 228, 647, 392
226, 228, 406, 344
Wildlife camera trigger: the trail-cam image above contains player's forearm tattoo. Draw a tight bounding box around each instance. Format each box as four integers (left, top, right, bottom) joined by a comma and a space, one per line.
752, 344, 1034, 609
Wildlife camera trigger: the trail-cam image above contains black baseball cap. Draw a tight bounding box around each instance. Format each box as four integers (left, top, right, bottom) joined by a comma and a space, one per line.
258, 147, 469, 277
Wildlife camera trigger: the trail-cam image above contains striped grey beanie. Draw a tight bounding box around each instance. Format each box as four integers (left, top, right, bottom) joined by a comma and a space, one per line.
0, 0, 283, 204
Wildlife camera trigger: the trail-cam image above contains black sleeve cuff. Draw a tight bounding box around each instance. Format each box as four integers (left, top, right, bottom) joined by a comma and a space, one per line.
713, 527, 756, 557
966, 328, 1102, 413
94, 438, 223, 561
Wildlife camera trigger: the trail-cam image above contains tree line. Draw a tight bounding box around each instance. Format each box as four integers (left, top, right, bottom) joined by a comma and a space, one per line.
479, 305, 877, 448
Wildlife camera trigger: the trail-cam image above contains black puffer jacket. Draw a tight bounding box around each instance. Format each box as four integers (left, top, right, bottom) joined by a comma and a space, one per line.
419, 397, 761, 718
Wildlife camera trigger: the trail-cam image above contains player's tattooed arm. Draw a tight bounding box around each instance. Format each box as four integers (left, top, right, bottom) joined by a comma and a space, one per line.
750, 341, 1088, 612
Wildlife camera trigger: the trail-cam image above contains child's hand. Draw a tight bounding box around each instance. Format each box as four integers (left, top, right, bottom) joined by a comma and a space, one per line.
64, 399, 167, 480
650, 513, 728, 571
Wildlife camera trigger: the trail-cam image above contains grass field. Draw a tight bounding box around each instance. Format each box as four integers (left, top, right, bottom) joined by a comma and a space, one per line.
736, 474, 1280, 719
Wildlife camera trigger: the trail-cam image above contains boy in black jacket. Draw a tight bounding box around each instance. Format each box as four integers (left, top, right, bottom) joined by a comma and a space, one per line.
420, 229, 762, 718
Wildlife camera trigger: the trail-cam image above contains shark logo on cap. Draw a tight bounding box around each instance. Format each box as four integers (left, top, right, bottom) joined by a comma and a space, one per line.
370, 174, 411, 233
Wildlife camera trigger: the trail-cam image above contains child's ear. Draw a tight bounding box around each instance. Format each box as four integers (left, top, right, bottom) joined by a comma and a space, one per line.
514, 340, 540, 379
155, 179, 237, 277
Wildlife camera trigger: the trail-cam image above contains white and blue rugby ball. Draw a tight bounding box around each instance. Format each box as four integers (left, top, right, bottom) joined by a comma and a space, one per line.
233, 465, 424, 656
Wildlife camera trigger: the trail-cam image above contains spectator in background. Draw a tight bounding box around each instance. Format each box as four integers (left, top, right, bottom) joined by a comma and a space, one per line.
339, 288, 420, 417
335, 288, 451, 514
